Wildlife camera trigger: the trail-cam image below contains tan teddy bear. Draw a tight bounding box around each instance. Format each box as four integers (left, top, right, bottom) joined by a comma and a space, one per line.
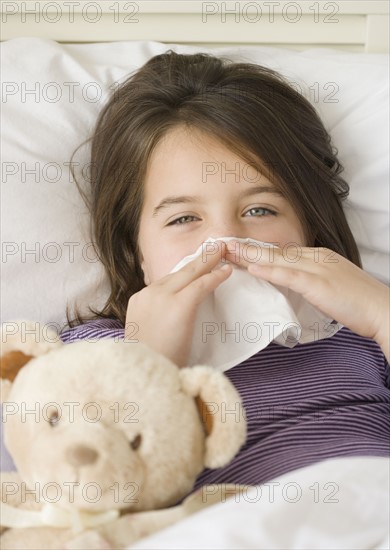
0, 321, 247, 549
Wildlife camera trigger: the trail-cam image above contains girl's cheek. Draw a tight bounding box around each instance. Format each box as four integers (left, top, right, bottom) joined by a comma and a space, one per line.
147, 259, 178, 283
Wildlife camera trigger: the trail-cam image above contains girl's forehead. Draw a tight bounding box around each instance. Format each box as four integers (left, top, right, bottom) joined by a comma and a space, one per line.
145, 126, 271, 186
150, 126, 228, 159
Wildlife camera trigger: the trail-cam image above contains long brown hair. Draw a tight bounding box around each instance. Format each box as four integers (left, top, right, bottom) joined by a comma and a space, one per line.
64, 50, 361, 329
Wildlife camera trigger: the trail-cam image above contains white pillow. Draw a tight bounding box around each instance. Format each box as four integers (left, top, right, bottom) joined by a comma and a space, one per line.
1, 38, 389, 330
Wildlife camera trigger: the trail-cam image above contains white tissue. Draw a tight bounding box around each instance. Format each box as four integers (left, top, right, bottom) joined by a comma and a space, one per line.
170, 237, 343, 372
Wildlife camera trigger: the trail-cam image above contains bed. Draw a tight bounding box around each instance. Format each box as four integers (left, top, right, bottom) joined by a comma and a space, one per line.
1, 1, 389, 548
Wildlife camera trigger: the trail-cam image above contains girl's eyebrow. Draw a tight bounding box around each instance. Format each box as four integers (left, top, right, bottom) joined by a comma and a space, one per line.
152, 185, 283, 217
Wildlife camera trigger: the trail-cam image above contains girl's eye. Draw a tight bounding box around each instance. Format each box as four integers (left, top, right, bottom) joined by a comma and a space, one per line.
167, 208, 276, 227
245, 207, 276, 217
167, 215, 199, 226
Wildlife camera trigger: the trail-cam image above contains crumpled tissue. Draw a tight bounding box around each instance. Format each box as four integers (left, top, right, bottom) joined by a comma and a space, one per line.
169, 237, 343, 371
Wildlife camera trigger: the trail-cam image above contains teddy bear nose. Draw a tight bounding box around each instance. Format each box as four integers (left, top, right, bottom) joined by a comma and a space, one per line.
66, 445, 99, 467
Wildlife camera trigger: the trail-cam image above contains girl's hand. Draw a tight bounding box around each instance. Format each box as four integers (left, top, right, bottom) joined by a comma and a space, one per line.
225, 241, 390, 352
125, 241, 232, 368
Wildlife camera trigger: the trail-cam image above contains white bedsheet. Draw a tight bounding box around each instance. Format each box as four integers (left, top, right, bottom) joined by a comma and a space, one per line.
129, 456, 390, 549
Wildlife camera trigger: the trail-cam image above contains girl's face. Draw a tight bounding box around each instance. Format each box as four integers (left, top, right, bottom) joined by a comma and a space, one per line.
138, 126, 307, 285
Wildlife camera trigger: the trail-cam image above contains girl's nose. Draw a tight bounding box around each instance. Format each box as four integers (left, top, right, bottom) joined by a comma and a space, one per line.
205, 224, 245, 242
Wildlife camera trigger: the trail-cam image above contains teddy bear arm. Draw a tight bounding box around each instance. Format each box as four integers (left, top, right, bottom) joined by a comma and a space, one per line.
65, 505, 188, 549
1, 471, 45, 515
0, 472, 77, 549
1, 526, 75, 550
1, 471, 43, 538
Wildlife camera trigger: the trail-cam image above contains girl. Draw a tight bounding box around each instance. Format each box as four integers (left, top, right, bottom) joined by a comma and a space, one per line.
60, 51, 389, 489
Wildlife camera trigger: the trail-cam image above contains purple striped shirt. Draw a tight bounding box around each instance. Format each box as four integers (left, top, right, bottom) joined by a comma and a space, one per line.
58, 318, 390, 494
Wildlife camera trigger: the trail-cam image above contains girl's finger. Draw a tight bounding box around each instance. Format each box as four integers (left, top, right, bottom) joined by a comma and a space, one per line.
226, 242, 339, 275
179, 262, 234, 307
247, 263, 312, 292
157, 240, 230, 293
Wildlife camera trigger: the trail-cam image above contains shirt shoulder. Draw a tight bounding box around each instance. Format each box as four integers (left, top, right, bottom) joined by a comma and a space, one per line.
59, 318, 125, 344
229, 326, 390, 393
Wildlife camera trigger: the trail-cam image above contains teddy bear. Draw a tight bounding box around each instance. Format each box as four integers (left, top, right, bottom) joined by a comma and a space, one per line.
0, 320, 247, 549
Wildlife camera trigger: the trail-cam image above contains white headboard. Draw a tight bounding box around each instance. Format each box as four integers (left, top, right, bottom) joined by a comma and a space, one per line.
1, 0, 389, 53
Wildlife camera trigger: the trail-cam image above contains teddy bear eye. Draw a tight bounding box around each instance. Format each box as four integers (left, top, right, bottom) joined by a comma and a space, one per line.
130, 434, 142, 450
48, 410, 60, 427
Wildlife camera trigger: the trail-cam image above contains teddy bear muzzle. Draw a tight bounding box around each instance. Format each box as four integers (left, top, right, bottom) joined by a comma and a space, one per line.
65, 444, 99, 467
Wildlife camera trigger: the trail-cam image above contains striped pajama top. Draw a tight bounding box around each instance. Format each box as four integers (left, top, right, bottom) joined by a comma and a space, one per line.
2, 317, 389, 498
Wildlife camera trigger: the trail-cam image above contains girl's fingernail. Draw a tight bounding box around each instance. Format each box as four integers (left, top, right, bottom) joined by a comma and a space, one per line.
220, 263, 231, 271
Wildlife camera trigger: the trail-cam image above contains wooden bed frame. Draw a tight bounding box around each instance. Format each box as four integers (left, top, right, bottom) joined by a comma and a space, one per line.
1, 0, 389, 53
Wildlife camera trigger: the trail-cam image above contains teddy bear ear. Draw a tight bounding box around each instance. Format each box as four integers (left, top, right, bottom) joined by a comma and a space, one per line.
179, 366, 247, 469
0, 320, 63, 384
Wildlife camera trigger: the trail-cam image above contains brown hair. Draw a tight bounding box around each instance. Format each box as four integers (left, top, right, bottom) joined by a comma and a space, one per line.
64, 50, 361, 329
